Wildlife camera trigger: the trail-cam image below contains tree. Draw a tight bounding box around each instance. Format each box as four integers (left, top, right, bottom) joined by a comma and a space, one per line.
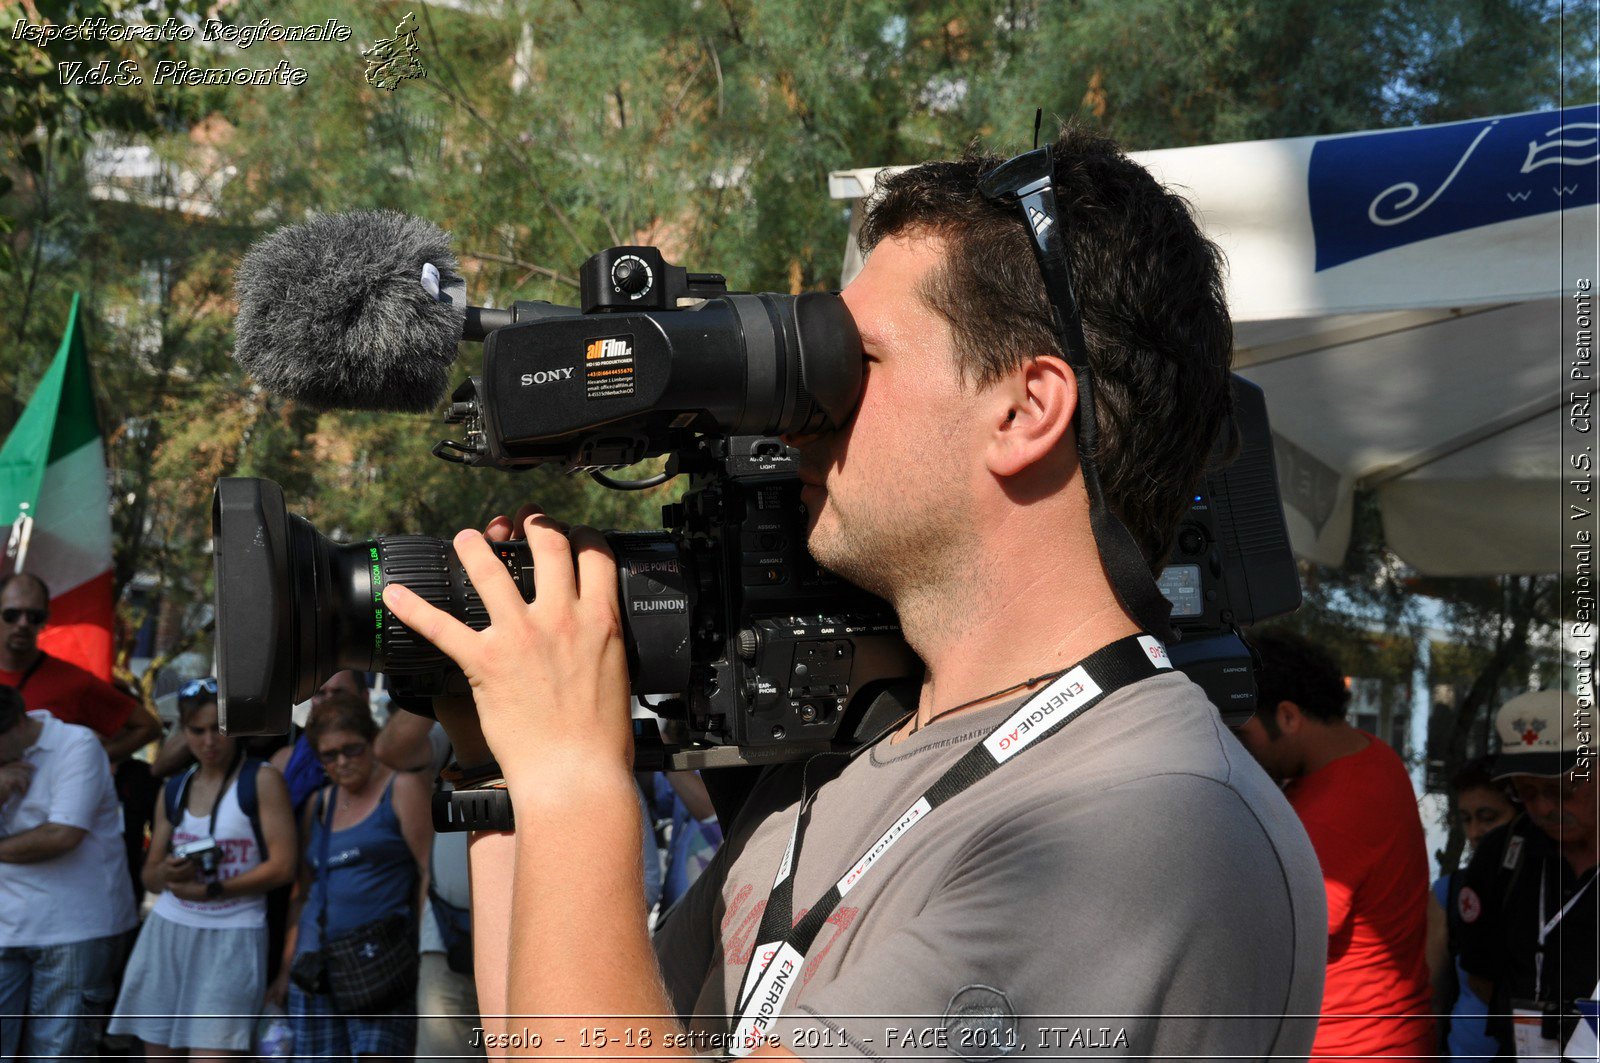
1, 0, 220, 424
3, 0, 1581, 705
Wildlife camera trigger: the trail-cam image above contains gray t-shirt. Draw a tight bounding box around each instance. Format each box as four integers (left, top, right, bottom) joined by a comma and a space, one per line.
654, 671, 1325, 1061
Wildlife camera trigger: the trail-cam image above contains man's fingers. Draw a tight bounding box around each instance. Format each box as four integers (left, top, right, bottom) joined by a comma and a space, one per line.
383, 581, 477, 662
524, 512, 578, 606
507, 503, 545, 540
485, 514, 514, 541
452, 529, 531, 622
570, 525, 618, 606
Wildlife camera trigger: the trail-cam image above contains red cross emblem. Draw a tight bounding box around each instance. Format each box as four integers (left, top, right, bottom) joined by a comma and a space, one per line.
1458, 886, 1483, 924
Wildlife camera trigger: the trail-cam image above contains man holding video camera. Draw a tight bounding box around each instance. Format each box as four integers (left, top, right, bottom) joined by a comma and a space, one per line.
384, 125, 1325, 1059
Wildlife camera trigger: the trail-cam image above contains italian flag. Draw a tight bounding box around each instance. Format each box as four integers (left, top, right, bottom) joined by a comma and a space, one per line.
0, 294, 117, 680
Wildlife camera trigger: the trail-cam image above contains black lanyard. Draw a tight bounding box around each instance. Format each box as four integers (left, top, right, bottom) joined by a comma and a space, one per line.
727, 633, 1172, 1054
176, 747, 245, 842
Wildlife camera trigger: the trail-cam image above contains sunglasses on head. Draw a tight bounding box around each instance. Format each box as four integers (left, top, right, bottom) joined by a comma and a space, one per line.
0, 608, 47, 626
178, 676, 219, 701
976, 142, 1174, 640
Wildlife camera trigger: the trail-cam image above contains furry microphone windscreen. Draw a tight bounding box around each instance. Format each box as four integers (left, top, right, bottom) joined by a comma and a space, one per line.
233, 210, 467, 412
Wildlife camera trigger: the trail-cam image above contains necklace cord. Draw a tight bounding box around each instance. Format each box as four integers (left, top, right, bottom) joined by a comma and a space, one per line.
909, 666, 1072, 735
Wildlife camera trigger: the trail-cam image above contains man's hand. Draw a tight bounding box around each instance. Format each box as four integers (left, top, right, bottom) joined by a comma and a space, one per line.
0, 762, 33, 803
382, 507, 633, 787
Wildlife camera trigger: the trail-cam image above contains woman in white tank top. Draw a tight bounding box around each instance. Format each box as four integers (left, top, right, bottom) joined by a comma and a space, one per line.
108, 681, 299, 1056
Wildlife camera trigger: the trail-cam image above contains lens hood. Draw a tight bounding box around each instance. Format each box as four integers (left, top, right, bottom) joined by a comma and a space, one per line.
213, 478, 298, 735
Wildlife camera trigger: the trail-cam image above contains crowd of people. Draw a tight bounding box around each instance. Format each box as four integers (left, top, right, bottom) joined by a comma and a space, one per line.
0, 571, 722, 1060
1231, 632, 1598, 1061
2, 575, 1590, 1063
1, 123, 1596, 1062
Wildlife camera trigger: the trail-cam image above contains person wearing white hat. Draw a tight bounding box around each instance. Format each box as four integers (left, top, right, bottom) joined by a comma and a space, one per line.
1456, 689, 1598, 1061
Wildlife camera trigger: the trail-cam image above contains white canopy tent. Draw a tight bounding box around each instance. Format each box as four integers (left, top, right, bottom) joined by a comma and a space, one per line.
829, 106, 1598, 576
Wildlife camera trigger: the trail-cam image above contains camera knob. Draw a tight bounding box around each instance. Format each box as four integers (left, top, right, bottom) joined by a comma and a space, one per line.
1178, 526, 1206, 555
612, 256, 651, 296
736, 628, 759, 661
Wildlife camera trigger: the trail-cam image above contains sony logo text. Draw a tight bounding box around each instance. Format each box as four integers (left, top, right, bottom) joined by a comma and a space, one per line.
520, 367, 574, 386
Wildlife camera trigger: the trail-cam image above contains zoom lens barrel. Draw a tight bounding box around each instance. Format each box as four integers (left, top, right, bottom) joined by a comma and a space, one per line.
213, 478, 692, 735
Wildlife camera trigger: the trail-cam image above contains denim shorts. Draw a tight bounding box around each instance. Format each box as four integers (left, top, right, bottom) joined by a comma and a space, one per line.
0, 930, 131, 1058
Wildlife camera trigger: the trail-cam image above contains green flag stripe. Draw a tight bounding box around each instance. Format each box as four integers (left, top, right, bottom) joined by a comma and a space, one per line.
0, 295, 102, 524
46, 296, 102, 463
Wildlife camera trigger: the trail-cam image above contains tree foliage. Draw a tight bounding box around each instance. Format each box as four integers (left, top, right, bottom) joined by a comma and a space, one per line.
1, 0, 1586, 704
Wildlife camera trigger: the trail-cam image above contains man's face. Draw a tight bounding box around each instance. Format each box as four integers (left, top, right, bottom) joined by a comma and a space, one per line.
311, 670, 364, 710
790, 232, 978, 600
1231, 705, 1297, 782
1511, 771, 1598, 846
0, 579, 48, 662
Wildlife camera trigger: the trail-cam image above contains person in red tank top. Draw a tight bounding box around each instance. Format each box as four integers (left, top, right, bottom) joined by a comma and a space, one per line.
1233, 628, 1435, 1061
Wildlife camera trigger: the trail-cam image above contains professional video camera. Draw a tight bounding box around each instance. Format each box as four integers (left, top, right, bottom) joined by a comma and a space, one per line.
215, 217, 1298, 767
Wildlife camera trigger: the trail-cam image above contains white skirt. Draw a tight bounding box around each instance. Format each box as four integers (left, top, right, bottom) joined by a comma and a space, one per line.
108, 911, 268, 1051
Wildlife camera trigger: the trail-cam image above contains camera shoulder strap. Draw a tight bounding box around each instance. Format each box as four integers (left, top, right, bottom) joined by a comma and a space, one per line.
726, 632, 1170, 1054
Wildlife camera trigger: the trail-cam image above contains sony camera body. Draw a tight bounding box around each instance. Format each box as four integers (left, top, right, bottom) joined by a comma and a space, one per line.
214, 246, 1298, 763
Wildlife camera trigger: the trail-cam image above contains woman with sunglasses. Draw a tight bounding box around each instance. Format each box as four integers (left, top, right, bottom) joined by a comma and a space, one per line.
271, 691, 431, 1061
107, 679, 298, 1056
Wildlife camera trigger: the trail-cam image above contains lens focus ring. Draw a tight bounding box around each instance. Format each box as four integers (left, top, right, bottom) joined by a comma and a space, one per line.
376, 536, 457, 675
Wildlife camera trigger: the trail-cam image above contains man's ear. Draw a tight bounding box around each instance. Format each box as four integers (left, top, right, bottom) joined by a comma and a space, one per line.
986, 355, 1077, 478
1276, 699, 1305, 735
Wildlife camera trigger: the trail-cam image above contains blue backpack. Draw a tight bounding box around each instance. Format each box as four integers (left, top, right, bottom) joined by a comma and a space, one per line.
162, 757, 269, 858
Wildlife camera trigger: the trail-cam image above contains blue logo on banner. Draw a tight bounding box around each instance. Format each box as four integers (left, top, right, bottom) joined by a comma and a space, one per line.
1309, 105, 1599, 271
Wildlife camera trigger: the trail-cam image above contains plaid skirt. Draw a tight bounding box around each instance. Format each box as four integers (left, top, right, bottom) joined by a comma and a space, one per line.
288, 982, 416, 1060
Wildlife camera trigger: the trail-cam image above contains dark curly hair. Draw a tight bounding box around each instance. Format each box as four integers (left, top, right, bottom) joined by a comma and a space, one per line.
857, 124, 1234, 567
1250, 628, 1351, 728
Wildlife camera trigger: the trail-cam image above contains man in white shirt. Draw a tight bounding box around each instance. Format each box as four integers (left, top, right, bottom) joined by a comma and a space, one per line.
0, 684, 139, 1058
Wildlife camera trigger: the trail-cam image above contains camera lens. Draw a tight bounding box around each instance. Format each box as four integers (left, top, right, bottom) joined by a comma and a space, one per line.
481, 291, 863, 463
213, 478, 693, 735
212, 479, 522, 734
